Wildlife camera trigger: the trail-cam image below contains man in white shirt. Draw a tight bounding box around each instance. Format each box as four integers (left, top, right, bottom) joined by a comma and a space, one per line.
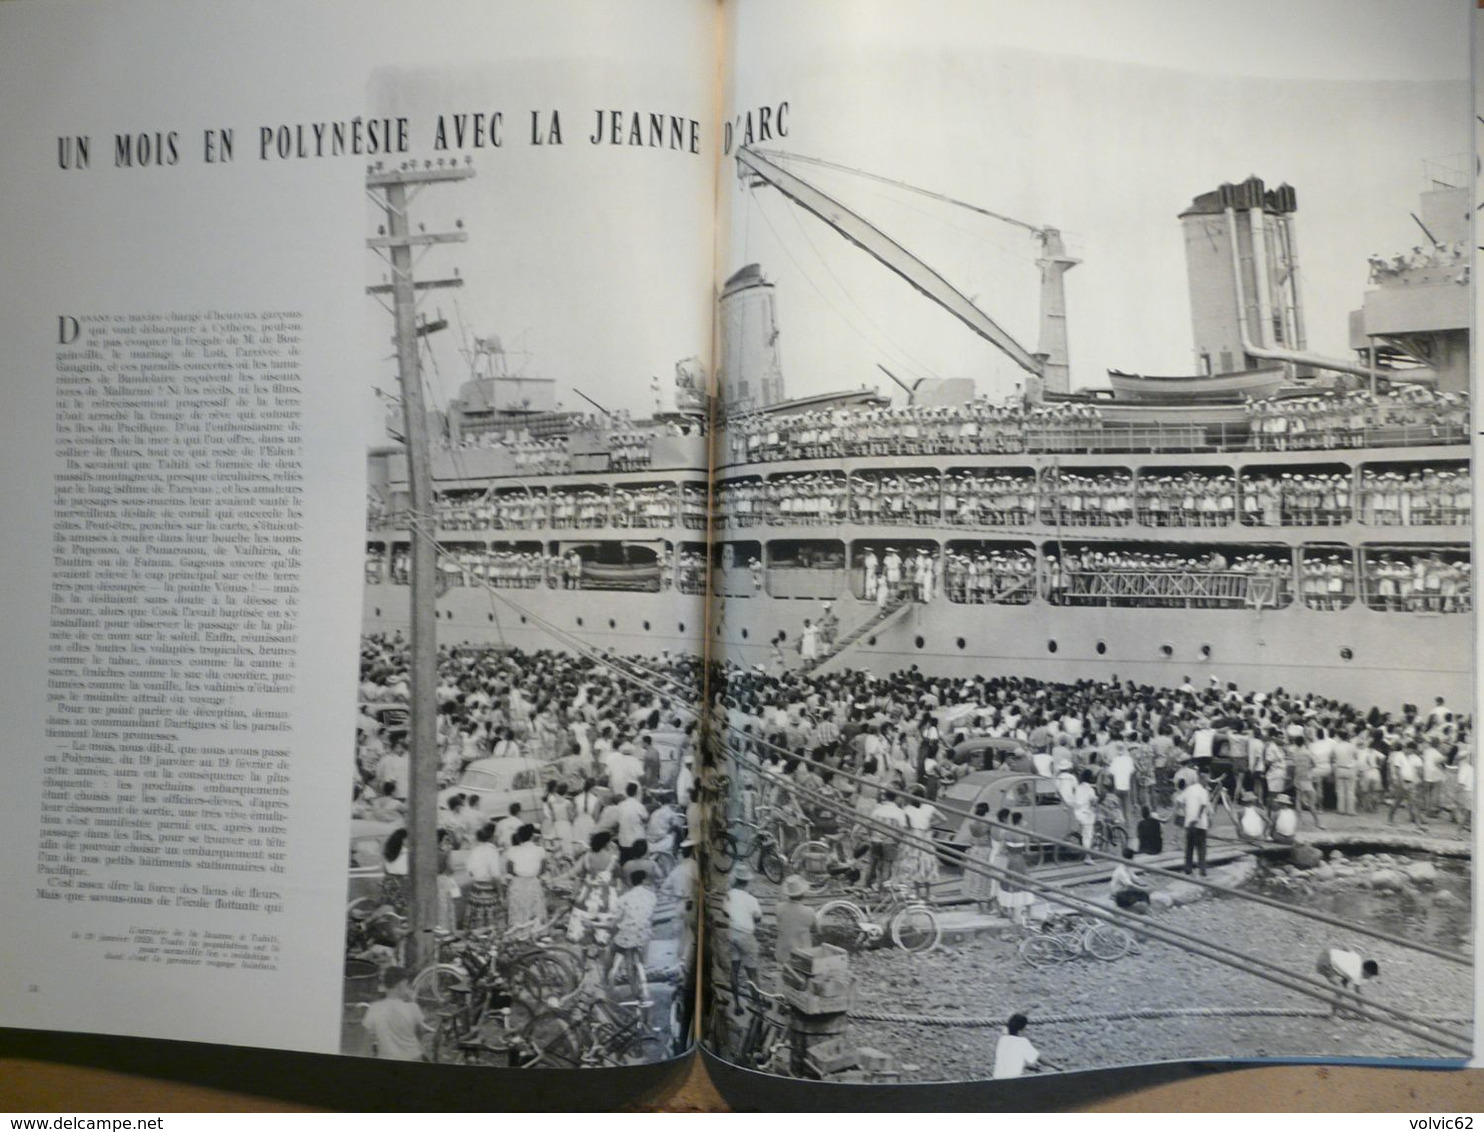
1388, 747, 1426, 827
1182, 776, 1213, 877
865, 791, 907, 890
1421, 742, 1447, 816
1316, 947, 1379, 1018
1107, 746, 1136, 827
724, 870, 763, 999
601, 781, 651, 865
993, 1013, 1042, 1079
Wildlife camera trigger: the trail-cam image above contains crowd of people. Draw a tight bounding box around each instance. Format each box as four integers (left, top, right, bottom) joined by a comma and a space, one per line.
722, 400, 1107, 464
365, 544, 698, 594
1367, 238, 1469, 282
715, 658, 1473, 929
942, 548, 1038, 605
708, 462, 1467, 534
450, 428, 574, 475
1045, 548, 1291, 609
445, 412, 707, 475
1360, 552, 1472, 613
1357, 467, 1471, 526
718, 388, 1467, 467
1245, 388, 1469, 451
350, 637, 707, 1056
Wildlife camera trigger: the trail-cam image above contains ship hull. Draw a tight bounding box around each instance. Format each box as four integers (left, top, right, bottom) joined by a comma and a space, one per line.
363, 581, 1469, 711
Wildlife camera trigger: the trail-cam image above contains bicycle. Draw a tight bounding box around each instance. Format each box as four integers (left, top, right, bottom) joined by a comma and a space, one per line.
726, 980, 792, 1075
1090, 814, 1129, 855
413, 921, 580, 1065
815, 883, 941, 953
710, 808, 798, 884
788, 828, 866, 892
521, 996, 666, 1068
1018, 914, 1134, 966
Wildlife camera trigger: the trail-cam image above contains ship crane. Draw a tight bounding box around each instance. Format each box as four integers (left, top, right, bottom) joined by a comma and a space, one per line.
736, 147, 1079, 398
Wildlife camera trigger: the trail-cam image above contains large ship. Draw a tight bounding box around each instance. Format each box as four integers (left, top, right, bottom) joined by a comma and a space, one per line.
363, 155, 1471, 710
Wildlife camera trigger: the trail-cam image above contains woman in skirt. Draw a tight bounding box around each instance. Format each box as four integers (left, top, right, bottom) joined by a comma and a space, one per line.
377, 827, 410, 918
961, 802, 1001, 913
504, 823, 548, 931
462, 822, 504, 933
899, 785, 941, 899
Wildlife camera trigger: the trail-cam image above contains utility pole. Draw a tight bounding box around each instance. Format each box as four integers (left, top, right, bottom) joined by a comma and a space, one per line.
365, 160, 472, 969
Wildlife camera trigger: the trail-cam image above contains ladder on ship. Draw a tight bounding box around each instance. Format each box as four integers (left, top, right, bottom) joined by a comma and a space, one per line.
800, 598, 914, 675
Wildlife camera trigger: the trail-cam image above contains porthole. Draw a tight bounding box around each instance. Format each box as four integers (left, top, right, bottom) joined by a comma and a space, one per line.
955, 637, 966, 650
914, 635, 925, 650
1160, 643, 1174, 657
1340, 646, 1354, 661
487, 613, 494, 623
519, 615, 527, 624
643, 620, 651, 631
576, 617, 584, 627
678, 623, 686, 633
1095, 640, 1107, 655
741, 628, 749, 640
1047, 639, 1058, 654
1199, 644, 1212, 659
374, 608, 381, 617
608, 618, 616, 630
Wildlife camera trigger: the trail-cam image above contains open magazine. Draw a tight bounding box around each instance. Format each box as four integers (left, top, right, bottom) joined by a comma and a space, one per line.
0, 0, 1475, 1105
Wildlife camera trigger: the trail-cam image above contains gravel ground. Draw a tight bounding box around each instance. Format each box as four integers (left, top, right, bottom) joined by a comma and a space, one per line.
833, 862, 1473, 1082
731, 809, 1474, 1082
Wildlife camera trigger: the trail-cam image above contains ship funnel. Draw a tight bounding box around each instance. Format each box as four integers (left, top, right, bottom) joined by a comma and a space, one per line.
1180, 176, 1306, 376
718, 264, 786, 411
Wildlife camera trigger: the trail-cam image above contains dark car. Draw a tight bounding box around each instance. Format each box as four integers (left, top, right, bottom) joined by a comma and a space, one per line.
947, 736, 1033, 773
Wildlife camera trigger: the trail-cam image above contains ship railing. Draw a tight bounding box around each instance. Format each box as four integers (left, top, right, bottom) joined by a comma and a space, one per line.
720, 418, 1469, 466
945, 576, 1037, 605
765, 567, 849, 600
1047, 569, 1290, 609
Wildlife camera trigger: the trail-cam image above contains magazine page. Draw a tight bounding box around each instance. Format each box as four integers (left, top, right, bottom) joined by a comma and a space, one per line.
702, 0, 1477, 1086
0, 0, 714, 1067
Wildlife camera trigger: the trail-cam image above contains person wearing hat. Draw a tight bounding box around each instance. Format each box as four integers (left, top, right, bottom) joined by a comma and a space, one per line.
724, 869, 763, 1000
609, 858, 656, 1002
775, 874, 817, 966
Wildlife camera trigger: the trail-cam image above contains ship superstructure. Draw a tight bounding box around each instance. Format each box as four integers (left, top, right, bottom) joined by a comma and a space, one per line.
363, 161, 1471, 710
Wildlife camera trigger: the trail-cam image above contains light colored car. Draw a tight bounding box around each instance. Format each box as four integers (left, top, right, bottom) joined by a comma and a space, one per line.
930, 770, 1077, 861
347, 816, 473, 908
454, 756, 547, 825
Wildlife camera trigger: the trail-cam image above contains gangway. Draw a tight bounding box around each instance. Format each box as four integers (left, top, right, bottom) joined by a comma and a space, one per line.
800, 598, 914, 675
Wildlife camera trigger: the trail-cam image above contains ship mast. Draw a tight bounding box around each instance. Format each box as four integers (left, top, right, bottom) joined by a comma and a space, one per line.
366, 160, 471, 968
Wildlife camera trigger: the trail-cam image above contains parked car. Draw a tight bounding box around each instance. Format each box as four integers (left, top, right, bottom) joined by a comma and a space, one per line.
947, 736, 1033, 773
347, 817, 473, 911
453, 756, 547, 824
930, 770, 1078, 863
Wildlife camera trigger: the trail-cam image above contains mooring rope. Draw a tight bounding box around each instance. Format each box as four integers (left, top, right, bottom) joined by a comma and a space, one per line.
848, 1005, 1476, 1028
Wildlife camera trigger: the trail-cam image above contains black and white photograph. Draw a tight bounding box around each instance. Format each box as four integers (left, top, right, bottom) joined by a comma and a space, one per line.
340, 58, 714, 1066
703, 0, 1475, 1083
